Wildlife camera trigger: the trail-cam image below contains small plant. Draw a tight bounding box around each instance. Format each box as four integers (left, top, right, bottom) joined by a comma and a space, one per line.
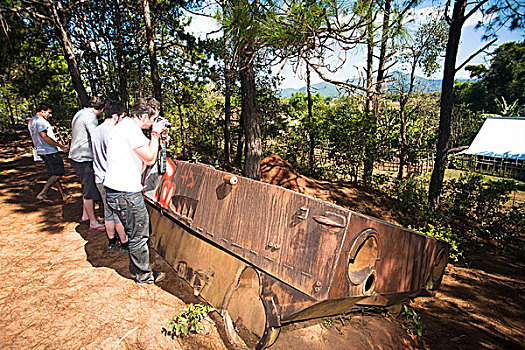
400, 304, 424, 337
494, 96, 519, 117
322, 315, 345, 334
162, 303, 215, 339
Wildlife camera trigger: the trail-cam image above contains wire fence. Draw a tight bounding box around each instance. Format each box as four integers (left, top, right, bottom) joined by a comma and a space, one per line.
451, 154, 525, 181
375, 155, 435, 174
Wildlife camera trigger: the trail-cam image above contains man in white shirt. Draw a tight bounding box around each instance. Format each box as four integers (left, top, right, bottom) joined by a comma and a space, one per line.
104, 97, 166, 284
28, 102, 69, 202
91, 100, 128, 254
69, 97, 105, 231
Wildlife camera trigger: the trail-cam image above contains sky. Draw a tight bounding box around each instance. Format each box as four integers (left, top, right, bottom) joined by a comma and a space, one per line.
184, 2, 525, 90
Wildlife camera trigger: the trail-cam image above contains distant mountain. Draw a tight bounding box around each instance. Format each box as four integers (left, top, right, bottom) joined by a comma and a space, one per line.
279, 72, 469, 98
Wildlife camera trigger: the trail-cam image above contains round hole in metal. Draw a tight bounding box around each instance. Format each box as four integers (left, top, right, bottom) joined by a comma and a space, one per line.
364, 273, 375, 293
348, 236, 378, 285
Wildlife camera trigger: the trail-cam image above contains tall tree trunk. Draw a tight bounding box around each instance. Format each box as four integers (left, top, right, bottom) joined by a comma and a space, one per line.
235, 115, 244, 167
224, 68, 232, 164
429, 0, 467, 206
114, 1, 128, 105
47, 0, 89, 107
142, 0, 162, 108
177, 104, 185, 157
375, 0, 391, 101
397, 107, 407, 180
306, 64, 314, 175
235, 80, 245, 167
362, 14, 375, 185
239, 56, 261, 180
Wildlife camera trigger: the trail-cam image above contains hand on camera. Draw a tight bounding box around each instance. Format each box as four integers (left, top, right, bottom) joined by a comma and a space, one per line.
152, 120, 166, 134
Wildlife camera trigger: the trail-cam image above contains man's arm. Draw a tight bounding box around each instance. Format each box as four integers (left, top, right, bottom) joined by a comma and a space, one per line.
134, 133, 160, 166
39, 130, 67, 152
86, 114, 98, 136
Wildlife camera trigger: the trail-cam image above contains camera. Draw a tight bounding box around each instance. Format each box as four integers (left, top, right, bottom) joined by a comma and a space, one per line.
155, 115, 171, 128
154, 115, 170, 175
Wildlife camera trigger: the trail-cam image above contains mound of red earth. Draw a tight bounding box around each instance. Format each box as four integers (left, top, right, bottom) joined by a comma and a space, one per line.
261, 154, 318, 195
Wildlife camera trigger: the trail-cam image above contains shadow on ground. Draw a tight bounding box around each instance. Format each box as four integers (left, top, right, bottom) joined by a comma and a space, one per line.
1, 138, 523, 350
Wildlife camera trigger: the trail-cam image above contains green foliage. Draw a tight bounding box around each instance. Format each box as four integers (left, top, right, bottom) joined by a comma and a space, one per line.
162, 303, 215, 339
455, 41, 525, 117
411, 224, 463, 262
257, 72, 287, 151
441, 173, 517, 238
378, 171, 523, 261
486, 204, 525, 243
494, 96, 519, 117
323, 317, 333, 328
177, 83, 223, 162
400, 304, 424, 337
322, 98, 373, 181
268, 92, 332, 177
384, 175, 463, 261
450, 104, 485, 148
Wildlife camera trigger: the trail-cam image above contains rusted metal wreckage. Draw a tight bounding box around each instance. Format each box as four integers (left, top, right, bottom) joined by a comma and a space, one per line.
143, 158, 449, 348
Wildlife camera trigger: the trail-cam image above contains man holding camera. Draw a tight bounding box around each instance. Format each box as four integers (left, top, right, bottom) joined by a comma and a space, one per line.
104, 97, 167, 284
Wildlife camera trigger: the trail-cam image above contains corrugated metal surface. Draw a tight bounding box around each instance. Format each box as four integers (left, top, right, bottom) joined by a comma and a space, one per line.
464, 117, 525, 160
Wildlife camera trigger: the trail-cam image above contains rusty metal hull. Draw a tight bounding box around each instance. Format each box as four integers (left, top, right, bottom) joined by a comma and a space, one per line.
143, 159, 448, 347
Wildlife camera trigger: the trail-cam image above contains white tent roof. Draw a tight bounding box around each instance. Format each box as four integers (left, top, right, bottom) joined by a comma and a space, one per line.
464, 117, 525, 160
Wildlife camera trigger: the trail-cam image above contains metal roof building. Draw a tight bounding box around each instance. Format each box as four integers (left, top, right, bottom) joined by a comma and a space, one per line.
464, 117, 525, 161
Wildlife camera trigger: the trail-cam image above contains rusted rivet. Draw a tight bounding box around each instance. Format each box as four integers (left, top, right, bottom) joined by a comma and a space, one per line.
223, 174, 238, 185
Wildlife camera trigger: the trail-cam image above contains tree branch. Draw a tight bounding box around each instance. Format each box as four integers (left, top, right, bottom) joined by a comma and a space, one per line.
304, 57, 372, 94
462, 0, 488, 24
455, 38, 496, 73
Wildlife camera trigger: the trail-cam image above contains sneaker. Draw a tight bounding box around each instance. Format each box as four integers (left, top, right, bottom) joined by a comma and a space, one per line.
135, 271, 166, 284
130, 263, 157, 279
106, 239, 120, 253
119, 243, 129, 256
153, 270, 166, 283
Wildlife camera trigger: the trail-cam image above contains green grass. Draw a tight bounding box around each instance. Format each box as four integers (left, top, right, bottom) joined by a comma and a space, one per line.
445, 169, 525, 194
374, 168, 525, 206
444, 169, 525, 206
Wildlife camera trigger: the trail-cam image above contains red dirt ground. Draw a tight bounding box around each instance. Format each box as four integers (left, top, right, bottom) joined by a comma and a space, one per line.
0, 138, 523, 350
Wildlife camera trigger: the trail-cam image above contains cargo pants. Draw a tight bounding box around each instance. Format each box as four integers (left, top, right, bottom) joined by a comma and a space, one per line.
105, 189, 154, 284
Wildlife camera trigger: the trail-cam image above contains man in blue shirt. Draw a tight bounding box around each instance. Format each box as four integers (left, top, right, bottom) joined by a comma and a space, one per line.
91, 100, 128, 254
28, 102, 69, 202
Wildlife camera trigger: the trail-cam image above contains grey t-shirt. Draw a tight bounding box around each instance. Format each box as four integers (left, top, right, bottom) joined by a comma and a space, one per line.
91, 119, 115, 184
69, 108, 98, 162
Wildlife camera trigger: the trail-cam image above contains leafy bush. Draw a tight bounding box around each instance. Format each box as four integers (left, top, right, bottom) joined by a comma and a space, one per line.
441, 173, 517, 239
410, 224, 463, 262
389, 172, 523, 261
162, 303, 215, 339
484, 204, 525, 257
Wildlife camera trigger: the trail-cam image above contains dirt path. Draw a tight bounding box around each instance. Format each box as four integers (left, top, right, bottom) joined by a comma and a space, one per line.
1, 140, 523, 350
0, 143, 227, 350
